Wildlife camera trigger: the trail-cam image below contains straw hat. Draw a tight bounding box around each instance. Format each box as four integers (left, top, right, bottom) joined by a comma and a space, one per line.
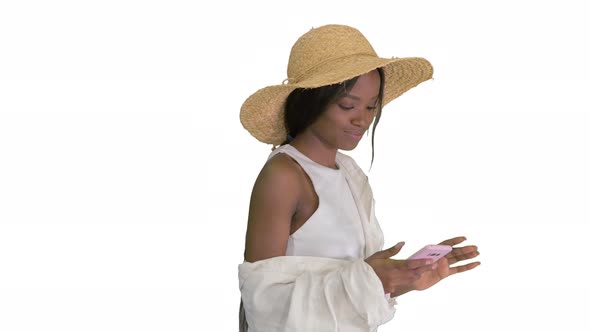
240, 24, 433, 145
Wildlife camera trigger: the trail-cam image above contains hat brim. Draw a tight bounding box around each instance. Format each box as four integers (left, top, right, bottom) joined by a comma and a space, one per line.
240, 56, 433, 145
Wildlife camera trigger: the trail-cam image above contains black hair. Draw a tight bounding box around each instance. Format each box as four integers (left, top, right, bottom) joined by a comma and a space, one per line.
282, 67, 385, 166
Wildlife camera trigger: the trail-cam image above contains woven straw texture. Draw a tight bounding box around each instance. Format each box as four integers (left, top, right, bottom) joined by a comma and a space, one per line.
240, 24, 433, 145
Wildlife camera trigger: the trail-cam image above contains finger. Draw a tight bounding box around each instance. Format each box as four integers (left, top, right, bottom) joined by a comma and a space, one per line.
446, 244, 477, 259
448, 261, 481, 275
447, 247, 479, 264
439, 236, 467, 246
370, 242, 405, 259
448, 252, 479, 265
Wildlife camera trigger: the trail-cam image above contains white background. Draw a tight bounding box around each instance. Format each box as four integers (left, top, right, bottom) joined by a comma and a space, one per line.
1, 0, 588, 331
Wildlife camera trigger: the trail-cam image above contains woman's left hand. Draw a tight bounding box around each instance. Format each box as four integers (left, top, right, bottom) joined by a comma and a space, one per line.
412, 236, 481, 291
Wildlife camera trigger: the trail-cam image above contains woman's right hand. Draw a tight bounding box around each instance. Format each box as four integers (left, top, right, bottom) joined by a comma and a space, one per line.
364, 242, 436, 296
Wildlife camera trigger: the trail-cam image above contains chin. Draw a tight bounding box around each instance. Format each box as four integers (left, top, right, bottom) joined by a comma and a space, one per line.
339, 142, 360, 151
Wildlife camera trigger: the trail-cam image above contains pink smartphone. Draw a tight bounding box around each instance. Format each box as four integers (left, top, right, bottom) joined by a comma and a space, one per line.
407, 244, 452, 262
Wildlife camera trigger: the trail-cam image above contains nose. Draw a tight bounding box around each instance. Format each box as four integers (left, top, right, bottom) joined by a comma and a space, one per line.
351, 108, 375, 129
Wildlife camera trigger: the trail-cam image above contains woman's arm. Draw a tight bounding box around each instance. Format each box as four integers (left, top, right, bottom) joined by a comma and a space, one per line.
244, 154, 301, 263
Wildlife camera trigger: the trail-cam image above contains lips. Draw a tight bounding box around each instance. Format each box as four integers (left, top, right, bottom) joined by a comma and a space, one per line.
344, 130, 365, 139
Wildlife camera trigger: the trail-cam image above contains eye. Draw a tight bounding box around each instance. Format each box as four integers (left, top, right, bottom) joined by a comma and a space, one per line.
338, 104, 354, 111
367, 100, 380, 112
367, 103, 380, 112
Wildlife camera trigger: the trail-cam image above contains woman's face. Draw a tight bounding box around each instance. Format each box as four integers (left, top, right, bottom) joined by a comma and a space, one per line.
307, 70, 381, 151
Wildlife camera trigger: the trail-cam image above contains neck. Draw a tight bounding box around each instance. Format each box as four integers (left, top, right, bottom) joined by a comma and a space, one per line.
290, 134, 338, 169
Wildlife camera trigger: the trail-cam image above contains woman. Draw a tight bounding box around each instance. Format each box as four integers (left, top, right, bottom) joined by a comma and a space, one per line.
238, 24, 480, 332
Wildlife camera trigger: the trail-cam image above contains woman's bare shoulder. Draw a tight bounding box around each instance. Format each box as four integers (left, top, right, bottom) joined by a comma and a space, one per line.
256, 152, 303, 187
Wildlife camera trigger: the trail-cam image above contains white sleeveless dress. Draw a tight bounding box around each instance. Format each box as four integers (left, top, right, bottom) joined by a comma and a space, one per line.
268, 144, 366, 260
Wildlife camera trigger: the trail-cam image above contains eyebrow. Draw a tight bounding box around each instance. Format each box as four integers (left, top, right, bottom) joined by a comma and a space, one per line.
341, 93, 380, 101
